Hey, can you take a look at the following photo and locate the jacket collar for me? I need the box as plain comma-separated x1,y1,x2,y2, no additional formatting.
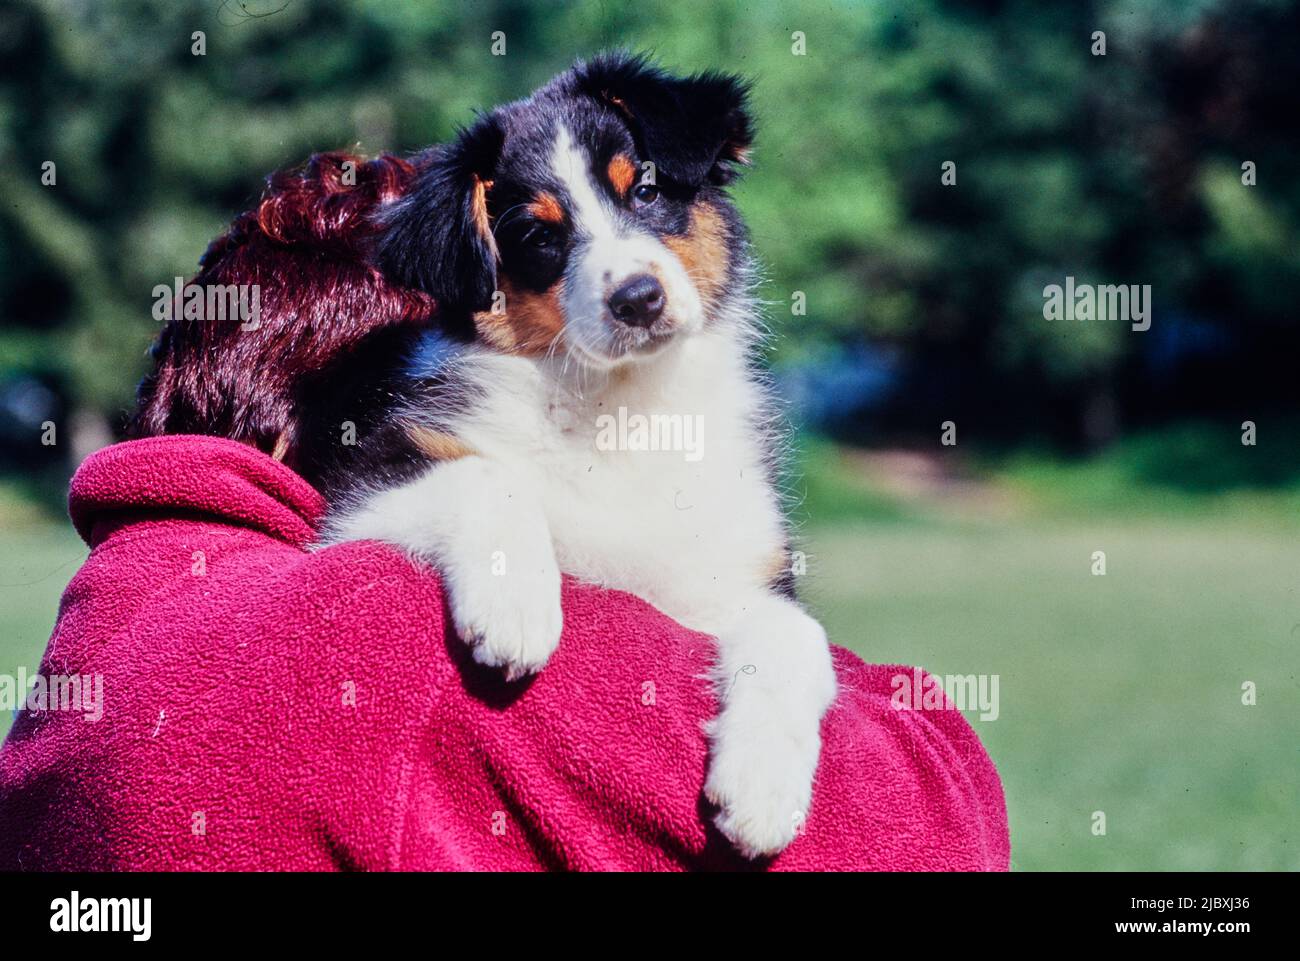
68,435,326,548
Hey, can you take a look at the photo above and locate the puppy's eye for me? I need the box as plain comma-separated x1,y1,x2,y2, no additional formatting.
632,183,659,207
526,224,558,249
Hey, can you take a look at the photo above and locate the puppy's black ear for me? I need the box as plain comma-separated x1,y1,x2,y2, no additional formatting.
378,113,505,312
576,52,753,187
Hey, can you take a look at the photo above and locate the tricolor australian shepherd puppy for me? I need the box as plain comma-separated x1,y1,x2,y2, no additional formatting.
135,53,836,858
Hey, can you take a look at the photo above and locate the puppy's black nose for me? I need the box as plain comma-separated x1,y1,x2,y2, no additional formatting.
607,274,665,328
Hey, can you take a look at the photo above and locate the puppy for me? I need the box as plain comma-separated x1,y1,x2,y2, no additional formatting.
312,53,838,858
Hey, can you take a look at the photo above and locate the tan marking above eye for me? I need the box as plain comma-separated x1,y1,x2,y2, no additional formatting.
473,277,567,357
607,154,636,196
529,191,565,223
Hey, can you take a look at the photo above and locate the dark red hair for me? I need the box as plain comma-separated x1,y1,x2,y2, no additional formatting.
130,151,436,467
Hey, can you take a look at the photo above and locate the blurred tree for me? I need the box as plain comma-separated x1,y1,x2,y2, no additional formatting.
0,0,1296,456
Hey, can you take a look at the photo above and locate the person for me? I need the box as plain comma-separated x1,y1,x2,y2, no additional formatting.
0,152,1008,870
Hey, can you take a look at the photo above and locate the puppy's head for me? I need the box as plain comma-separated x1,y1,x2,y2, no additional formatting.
378,52,754,368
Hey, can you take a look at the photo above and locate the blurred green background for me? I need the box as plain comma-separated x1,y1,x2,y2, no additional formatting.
1,0,1297,870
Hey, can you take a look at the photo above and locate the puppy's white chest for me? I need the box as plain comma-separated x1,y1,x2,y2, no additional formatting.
529,408,783,630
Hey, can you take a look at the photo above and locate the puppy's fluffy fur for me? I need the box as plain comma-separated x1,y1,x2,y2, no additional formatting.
135,53,837,858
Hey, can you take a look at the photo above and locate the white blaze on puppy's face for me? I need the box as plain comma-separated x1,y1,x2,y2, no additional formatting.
548,125,704,366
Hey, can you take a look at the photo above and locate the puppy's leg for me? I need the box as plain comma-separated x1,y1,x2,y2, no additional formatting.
704,593,837,858
328,457,562,680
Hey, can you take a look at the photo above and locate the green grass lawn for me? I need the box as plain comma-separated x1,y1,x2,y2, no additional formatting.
794,437,1300,871
2,439,1297,871
804,518,1298,871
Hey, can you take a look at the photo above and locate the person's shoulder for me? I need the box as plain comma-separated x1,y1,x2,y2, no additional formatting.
98,529,454,681
261,538,451,664
2,535,457,871
295,538,444,605
823,650,997,761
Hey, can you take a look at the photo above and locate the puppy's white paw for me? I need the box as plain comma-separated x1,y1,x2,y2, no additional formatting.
705,596,837,858
704,714,820,858
324,456,564,680
447,552,563,681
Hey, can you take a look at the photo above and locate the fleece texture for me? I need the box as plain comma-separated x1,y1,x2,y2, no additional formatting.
0,435,1009,871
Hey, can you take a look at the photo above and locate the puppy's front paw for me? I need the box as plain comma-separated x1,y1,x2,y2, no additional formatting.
704,717,820,859
446,552,562,682
327,455,564,681
704,596,837,858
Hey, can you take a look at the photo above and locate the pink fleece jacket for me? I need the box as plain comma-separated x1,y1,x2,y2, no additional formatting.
0,435,1008,871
